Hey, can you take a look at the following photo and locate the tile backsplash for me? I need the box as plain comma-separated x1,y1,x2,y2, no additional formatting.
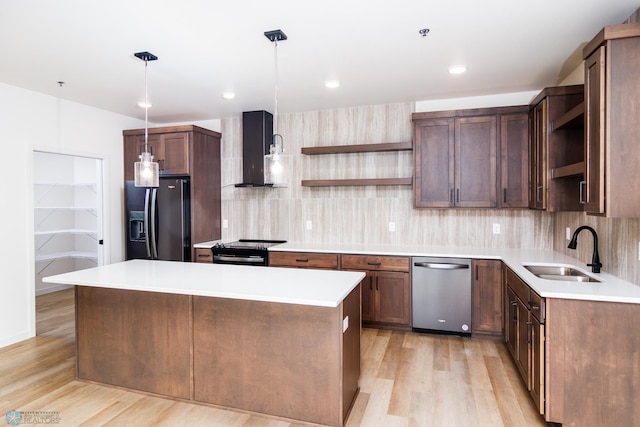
218,101,638,285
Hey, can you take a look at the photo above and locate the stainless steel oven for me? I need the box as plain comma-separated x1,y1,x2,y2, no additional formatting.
211,239,286,266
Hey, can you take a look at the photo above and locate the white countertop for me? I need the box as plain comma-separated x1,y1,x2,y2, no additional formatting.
43,259,365,308
263,241,640,304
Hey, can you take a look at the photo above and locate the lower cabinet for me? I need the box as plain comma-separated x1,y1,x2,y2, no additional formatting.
269,251,340,270
342,255,411,329
194,248,213,263
471,259,503,338
504,267,545,415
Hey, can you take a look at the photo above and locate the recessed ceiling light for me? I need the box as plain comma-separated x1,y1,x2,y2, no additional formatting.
137,101,152,108
222,92,236,100
325,80,340,89
448,65,467,75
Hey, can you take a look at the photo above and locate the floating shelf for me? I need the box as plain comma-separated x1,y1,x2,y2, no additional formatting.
302,178,413,187
301,142,412,155
552,161,585,179
552,102,584,131
35,251,97,262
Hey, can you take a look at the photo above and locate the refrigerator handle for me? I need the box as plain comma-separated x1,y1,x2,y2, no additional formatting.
150,188,158,259
144,188,151,258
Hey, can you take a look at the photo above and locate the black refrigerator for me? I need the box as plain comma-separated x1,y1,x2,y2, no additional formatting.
125,178,191,262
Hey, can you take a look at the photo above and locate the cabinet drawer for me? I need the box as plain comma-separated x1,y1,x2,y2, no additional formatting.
505,267,529,303
269,252,339,269
341,255,410,272
529,290,545,323
194,248,213,263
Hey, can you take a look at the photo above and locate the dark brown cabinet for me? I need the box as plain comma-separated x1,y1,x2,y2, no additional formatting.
583,24,640,217
413,106,528,209
528,85,584,212
471,259,503,338
504,267,545,415
124,131,190,179
499,113,529,208
122,125,222,260
269,251,340,270
341,255,411,328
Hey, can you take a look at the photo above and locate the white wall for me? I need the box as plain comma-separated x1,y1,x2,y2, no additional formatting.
0,82,144,347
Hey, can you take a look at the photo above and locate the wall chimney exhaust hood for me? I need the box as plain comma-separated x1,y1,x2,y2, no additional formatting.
235,110,274,187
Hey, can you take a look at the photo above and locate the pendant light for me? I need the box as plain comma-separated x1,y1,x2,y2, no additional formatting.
133,51,160,188
264,29,288,187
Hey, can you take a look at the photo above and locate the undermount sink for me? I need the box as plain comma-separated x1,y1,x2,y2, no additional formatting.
524,264,601,283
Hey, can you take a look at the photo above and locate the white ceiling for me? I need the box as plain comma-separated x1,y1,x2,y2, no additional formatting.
1,0,638,123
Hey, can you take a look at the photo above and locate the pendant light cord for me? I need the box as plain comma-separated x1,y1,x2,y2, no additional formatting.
144,58,149,153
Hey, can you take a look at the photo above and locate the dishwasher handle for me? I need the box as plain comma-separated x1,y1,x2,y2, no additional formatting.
413,262,470,270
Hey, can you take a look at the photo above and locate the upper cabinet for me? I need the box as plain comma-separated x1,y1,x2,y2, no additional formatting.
583,23,640,217
124,130,191,179
122,125,222,258
412,106,528,209
528,85,584,212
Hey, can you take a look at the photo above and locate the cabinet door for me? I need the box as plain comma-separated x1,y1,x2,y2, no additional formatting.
515,297,529,382
360,271,376,322
529,100,547,209
413,118,455,207
530,316,545,415
161,133,190,175
471,260,503,336
375,271,411,326
584,47,605,214
123,134,161,180
499,113,529,208
455,116,498,208
505,286,518,360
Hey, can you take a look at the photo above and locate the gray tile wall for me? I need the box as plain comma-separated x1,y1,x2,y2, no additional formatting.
219,102,638,285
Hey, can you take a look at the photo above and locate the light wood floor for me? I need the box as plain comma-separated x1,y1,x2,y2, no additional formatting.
0,289,550,426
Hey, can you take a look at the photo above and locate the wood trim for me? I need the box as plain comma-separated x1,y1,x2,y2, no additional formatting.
302,178,412,187
301,142,412,155
123,125,221,138
583,22,640,59
412,105,528,121
528,85,584,108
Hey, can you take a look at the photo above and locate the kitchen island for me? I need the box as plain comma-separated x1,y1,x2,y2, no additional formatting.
43,260,365,427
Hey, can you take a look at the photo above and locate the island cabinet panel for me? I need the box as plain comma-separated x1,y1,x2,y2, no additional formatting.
75,286,192,399
192,285,361,427
545,298,640,426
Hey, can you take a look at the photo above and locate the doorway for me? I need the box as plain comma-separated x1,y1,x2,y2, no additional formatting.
33,150,105,334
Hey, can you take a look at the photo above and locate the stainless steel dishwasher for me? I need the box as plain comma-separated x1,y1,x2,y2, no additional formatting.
412,257,472,335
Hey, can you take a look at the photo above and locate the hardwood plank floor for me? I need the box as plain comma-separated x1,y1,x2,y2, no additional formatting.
0,289,550,426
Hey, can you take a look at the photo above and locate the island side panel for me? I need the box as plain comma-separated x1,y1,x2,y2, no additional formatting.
75,286,192,399
193,295,347,427
546,298,640,426
341,284,361,421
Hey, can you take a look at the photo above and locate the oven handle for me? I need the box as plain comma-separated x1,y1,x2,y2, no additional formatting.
213,255,266,264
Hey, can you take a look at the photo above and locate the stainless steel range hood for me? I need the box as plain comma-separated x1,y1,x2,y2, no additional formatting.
235,110,273,187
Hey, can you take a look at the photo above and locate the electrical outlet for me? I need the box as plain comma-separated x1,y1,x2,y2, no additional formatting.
389,222,396,232
566,227,571,240
305,220,312,231
222,219,228,229
492,223,501,235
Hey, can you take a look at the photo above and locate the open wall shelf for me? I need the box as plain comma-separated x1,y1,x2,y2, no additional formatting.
301,142,413,187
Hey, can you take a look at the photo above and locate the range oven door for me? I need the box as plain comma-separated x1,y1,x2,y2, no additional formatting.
211,250,268,266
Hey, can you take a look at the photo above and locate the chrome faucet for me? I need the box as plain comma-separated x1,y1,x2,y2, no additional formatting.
567,225,602,273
